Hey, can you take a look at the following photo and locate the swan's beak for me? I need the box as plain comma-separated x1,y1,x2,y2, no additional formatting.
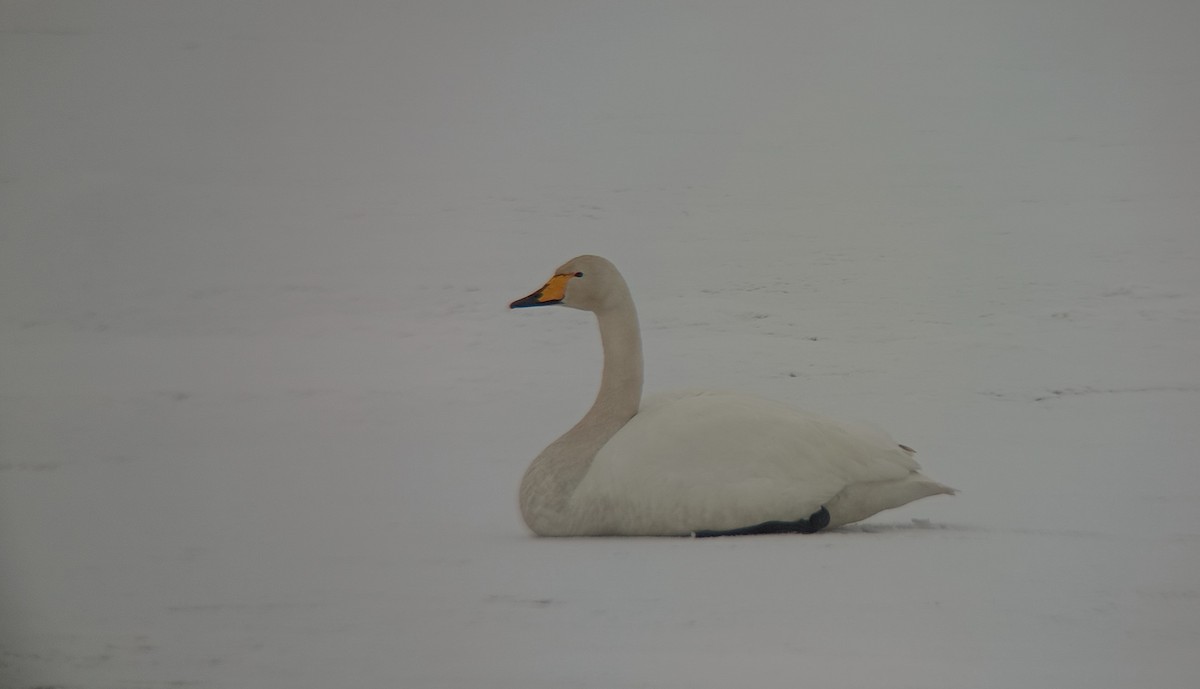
510,273,571,308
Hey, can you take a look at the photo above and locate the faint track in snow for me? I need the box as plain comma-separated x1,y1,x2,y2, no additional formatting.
1032,385,1200,402
981,385,1200,403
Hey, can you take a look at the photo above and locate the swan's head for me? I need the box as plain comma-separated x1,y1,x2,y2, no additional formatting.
510,255,626,313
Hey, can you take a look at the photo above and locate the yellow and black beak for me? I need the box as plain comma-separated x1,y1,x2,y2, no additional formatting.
510,273,572,308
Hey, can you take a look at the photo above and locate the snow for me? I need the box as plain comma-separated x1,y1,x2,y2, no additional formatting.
2,1,1198,687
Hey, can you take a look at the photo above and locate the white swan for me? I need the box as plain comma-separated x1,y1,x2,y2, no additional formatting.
510,255,954,537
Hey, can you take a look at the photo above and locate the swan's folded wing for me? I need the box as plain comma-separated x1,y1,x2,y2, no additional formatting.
577,391,920,531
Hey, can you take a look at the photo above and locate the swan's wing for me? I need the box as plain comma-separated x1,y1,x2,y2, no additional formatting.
631,390,919,478
579,391,922,530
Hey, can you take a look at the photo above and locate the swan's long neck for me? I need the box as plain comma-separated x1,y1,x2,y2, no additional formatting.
519,285,642,535
583,297,644,429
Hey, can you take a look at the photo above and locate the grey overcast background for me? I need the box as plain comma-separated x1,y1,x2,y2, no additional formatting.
2,1,1199,688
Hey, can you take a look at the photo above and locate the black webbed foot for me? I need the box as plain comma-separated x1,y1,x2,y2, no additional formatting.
692,506,830,538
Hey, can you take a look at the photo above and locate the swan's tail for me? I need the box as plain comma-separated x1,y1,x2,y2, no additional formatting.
826,473,956,528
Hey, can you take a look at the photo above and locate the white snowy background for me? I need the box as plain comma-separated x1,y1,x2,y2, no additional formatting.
2,1,1199,687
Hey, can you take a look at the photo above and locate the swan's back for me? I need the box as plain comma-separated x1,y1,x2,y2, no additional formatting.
572,390,951,535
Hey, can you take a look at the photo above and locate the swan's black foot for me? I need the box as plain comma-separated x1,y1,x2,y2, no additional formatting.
692,506,830,538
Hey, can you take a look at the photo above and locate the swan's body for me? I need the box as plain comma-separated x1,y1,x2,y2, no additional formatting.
511,255,954,537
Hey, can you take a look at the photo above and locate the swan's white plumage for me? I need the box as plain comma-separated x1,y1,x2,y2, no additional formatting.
577,391,949,535
511,255,954,537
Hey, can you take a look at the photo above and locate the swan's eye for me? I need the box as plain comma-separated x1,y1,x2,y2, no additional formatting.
574,272,584,278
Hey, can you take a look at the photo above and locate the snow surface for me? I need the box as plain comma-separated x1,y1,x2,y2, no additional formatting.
2,1,1199,687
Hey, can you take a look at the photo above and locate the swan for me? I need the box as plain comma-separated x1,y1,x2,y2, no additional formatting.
510,255,954,537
